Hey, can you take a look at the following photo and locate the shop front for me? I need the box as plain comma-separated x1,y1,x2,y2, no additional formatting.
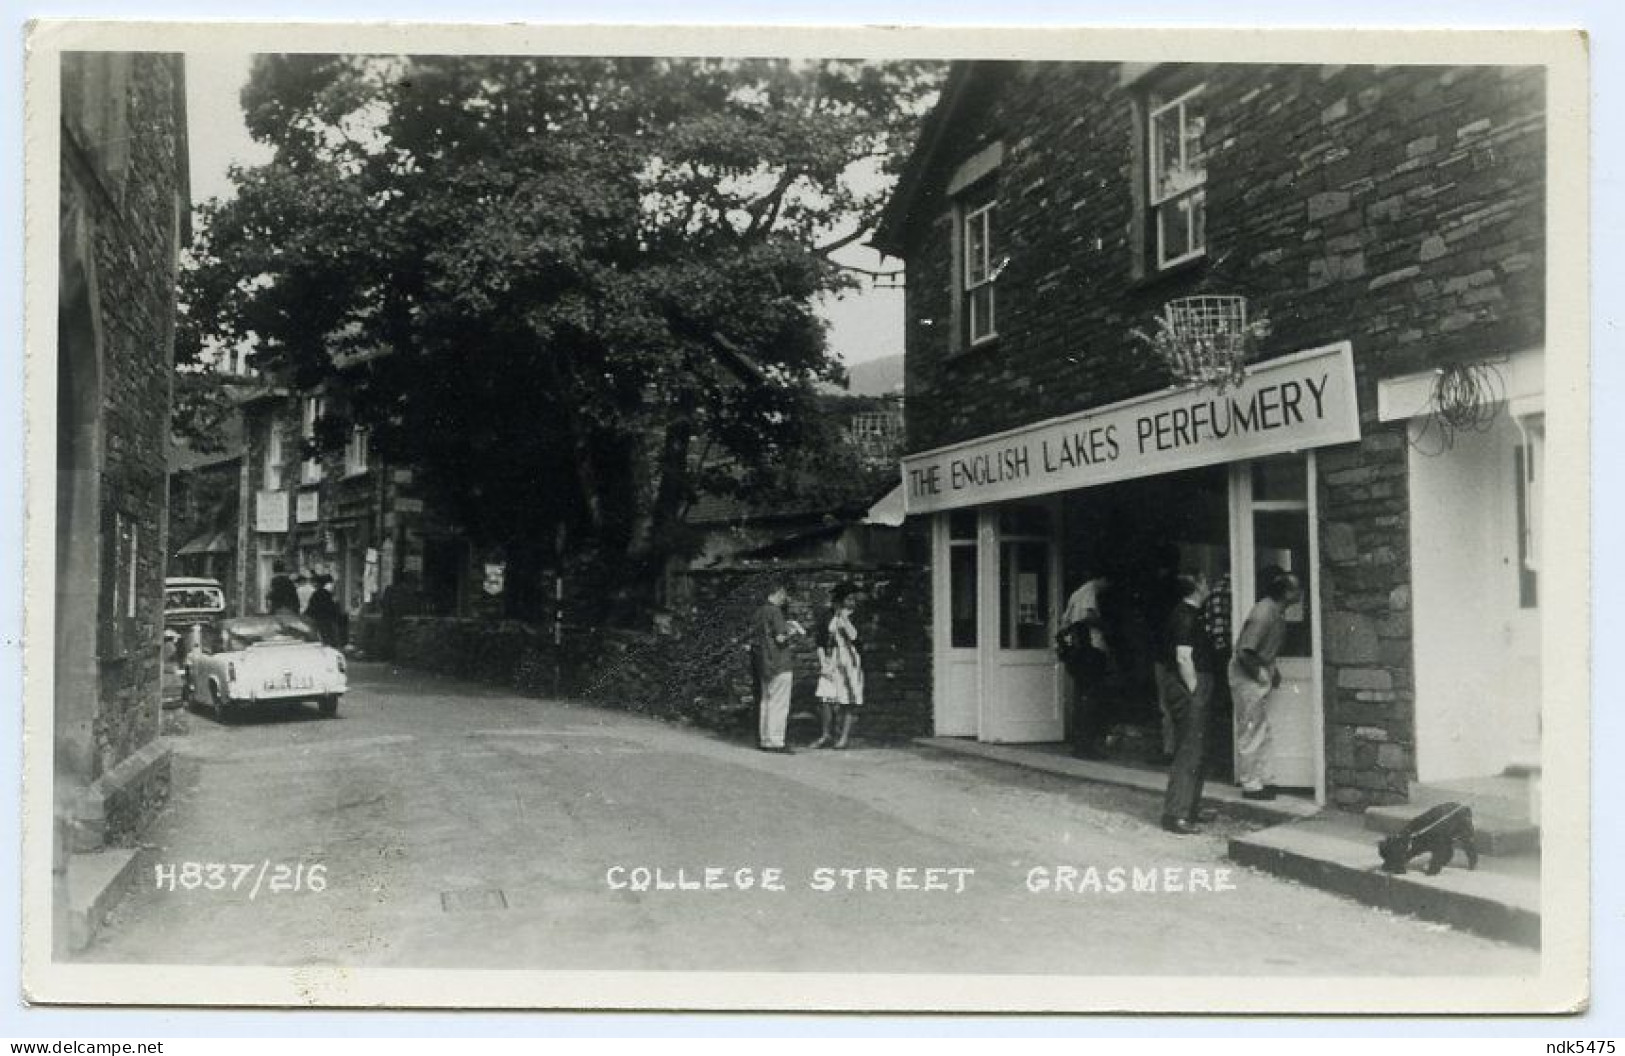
906,343,1361,803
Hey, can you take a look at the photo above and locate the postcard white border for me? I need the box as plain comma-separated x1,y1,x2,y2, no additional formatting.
20,20,1591,1014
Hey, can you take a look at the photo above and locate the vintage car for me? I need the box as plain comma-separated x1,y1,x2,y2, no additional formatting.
186,614,348,720
163,577,228,707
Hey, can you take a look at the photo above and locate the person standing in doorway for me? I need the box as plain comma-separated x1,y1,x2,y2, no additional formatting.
751,582,804,754
1058,573,1112,760
266,560,299,616
303,573,342,646
1201,570,1235,782
812,583,865,750
295,570,316,613
1228,568,1303,800
1157,574,1213,833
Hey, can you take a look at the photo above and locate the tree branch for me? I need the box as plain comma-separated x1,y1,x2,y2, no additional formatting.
814,210,883,256
745,168,800,237
830,261,905,280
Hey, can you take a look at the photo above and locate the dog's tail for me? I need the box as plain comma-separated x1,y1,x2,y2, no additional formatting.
1410,803,1471,841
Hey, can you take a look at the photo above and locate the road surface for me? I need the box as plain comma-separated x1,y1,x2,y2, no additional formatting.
88,663,1537,979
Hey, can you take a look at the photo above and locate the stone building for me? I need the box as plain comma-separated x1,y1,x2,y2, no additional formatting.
166,413,245,606
55,51,190,945
237,383,478,628
875,61,1546,809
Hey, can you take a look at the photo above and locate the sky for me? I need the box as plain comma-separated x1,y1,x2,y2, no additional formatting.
183,52,905,367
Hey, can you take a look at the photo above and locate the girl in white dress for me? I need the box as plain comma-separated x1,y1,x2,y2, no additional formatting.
812,584,864,749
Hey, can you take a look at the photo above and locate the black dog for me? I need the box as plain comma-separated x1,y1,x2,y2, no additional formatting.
1377,802,1479,875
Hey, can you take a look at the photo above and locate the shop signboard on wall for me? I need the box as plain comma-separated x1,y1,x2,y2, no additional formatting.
254,490,289,533
296,490,320,524
901,341,1361,516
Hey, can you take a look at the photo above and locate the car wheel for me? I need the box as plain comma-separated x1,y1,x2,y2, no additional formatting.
319,695,339,717
212,683,235,724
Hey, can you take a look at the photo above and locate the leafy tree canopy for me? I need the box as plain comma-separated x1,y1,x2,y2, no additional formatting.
182,55,939,616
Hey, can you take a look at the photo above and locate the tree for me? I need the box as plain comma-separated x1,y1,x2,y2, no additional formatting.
181,55,940,621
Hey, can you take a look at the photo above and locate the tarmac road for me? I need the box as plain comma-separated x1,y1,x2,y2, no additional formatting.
87,662,1538,979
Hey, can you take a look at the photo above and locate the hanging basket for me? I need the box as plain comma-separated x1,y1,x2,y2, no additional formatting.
1134,294,1267,393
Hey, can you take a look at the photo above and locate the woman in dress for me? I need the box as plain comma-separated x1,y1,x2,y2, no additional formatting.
812,583,864,749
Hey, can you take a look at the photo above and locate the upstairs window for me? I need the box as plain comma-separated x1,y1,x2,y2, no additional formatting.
300,396,326,485
962,195,998,347
944,141,1004,356
263,418,287,491
344,426,371,477
1146,83,1207,270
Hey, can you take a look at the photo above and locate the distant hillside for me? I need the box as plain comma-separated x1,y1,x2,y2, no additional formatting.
840,353,904,397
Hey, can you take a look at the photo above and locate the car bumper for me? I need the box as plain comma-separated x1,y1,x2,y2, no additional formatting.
238,680,347,702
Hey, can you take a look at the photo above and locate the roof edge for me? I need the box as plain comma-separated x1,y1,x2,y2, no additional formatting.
872,61,980,258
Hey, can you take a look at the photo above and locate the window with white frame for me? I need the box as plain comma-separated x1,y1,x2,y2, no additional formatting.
345,426,371,477
300,396,325,485
962,196,998,346
263,418,287,491
111,511,138,619
1514,417,1543,609
1147,83,1207,269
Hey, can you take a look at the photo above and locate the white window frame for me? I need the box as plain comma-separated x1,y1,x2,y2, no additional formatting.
1147,83,1207,270
263,419,286,491
300,396,325,486
962,200,997,346
344,425,371,477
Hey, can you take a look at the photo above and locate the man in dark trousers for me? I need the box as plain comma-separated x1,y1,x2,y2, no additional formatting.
750,582,804,753
303,573,342,646
1156,574,1214,834
1058,573,1112,760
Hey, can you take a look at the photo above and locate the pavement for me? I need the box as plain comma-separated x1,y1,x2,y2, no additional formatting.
916,737,1542,947
84,662,1538,976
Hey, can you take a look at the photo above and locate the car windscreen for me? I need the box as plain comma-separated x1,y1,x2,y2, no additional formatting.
221,616,321,647
165,587,225,612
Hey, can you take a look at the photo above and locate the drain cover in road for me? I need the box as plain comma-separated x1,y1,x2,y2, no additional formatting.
440,888,509,912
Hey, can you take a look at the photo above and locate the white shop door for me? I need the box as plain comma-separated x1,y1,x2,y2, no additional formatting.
1231,454,1324,797
932,510,982,737
978,503,1065,743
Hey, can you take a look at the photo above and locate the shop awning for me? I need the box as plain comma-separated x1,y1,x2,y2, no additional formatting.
175,529,233,557
862,483,907,527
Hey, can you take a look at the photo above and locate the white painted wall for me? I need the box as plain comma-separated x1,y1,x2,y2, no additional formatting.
1410,413,1540,781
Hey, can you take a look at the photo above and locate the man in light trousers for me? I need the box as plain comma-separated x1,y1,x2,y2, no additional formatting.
751,582,803,754
1227,569,1302,801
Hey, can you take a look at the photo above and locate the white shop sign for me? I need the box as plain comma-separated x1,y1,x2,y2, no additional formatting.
902,341,1360,515
255,490,290,533
296,490,320,524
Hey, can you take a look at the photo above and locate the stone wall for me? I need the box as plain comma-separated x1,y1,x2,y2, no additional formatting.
60,52,188,827
894,62,1544,808
669,563,933,743
386,561,934,744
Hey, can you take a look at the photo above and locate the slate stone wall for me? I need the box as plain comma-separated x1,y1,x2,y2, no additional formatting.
390,561,934,743
60,52,188,825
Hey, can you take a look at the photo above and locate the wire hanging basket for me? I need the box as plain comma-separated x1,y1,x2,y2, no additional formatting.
1133,294,1268,393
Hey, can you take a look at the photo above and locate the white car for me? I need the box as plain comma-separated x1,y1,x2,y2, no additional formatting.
186,615,348,721
163,576,228,707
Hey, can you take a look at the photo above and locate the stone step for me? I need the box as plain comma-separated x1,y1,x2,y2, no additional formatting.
1228,812,1540,948
913,737,1322,826
65,848,143,953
